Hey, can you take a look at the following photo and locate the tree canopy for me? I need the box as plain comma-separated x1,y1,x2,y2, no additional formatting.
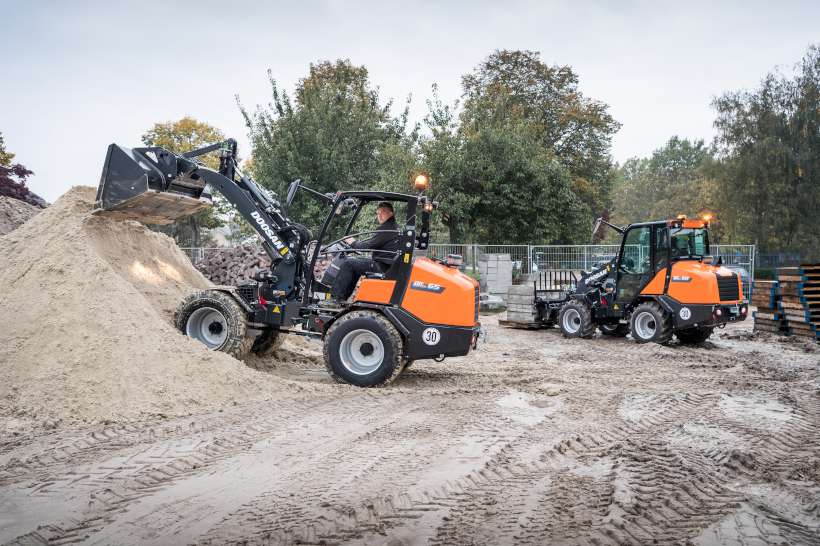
711,45,819,254
242,60,419,230
418,50,616,244
0,132,15,167
0,132,46,208
612,137,718,228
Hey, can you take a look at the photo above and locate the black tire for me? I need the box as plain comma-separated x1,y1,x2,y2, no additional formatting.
251,330,284,357
323,310,404,387
630,301,673,344
175,290,253,359
676,326,714,344
599,323,629,337
558,300,596,338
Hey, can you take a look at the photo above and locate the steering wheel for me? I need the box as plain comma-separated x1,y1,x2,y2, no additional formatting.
620,257,635,274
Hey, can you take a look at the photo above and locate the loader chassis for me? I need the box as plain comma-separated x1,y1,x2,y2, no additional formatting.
531,218,748,344
94,139,480,386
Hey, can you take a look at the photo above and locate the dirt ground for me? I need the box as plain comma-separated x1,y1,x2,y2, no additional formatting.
1,315,818,545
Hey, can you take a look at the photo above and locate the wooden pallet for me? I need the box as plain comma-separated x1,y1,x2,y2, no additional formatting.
772,263,820,341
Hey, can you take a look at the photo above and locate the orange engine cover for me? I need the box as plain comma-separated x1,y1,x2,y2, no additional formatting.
400,258,478,327
641,262,743,304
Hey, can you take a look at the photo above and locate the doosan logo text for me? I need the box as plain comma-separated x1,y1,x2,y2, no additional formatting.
251,211,278,241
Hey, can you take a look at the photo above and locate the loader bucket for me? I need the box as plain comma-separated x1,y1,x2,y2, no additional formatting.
93,144,212,225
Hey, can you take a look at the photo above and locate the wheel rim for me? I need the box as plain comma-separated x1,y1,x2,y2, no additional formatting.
562,308,582,334
339,329,385,376
633,312,657,340
186,307,228,349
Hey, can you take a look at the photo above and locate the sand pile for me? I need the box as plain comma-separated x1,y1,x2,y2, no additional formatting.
0,186,299,431
0,196,41,236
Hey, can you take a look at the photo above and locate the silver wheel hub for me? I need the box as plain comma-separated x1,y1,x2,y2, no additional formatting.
339,329,385,376
186,307,228,349
634,312,657,340
562,308,582,334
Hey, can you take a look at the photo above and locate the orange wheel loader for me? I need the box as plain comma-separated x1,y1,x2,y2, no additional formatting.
531,217,747,344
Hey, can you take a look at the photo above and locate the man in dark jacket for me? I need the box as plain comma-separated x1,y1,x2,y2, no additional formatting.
331,201,400,300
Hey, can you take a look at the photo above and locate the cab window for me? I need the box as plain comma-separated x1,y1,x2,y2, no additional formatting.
620,226,650,274
653,226,669,272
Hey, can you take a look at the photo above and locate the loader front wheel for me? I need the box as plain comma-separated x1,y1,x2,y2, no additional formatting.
324,310,404,387
558,300,595,338
175,290,252,359
630,302,672,344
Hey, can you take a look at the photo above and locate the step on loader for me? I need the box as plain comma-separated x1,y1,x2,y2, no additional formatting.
94,139,482,386
504,217,748,344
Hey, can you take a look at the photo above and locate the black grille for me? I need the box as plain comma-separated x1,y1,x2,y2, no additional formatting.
474,286,480,322
236,284,258,306
716,273,740,301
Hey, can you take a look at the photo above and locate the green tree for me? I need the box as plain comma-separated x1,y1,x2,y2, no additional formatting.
420,51,609,244
711,45,819,254
242,60,419,230
612,137,719,228
460,50,621,220
0,131,15,167
141,117,231,247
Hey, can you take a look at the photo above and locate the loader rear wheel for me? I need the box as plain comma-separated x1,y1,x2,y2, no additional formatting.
630,302,672,344
175,290,253,359
676,326,714,344
558,300,595,338
599,323,629,337
324,310,404,387
251,330,284,357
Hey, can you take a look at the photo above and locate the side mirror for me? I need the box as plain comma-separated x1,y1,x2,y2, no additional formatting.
286,179,301,207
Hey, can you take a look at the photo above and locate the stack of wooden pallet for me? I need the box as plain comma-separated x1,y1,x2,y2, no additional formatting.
752,280,787,334
776,264,820,340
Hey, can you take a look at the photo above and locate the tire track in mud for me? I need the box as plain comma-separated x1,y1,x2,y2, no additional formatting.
225,387,820,546
3,319,819,545
198,394,527,545
0,396,332,488
0,394,419,545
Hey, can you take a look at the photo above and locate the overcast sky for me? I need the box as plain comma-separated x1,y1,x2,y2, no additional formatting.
1,0,817,202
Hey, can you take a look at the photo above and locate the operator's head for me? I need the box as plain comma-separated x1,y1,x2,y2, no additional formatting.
376,201,394,224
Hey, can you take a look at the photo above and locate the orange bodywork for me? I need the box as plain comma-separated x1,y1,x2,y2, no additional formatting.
353,279,396,305
401,258,478,327
353,257,478,327
641,261,743,304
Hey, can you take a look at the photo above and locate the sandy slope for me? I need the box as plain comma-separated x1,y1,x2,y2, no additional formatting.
0,186,305,431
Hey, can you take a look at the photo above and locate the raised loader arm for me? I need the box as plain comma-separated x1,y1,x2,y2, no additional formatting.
95,139,304,293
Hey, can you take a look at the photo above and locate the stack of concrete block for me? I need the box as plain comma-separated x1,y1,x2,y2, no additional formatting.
478,253,513,299
506,284,537,323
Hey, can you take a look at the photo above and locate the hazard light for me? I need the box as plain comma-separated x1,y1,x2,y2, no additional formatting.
414,173,430,191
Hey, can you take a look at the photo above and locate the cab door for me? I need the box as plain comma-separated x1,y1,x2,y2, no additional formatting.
616,226,652,303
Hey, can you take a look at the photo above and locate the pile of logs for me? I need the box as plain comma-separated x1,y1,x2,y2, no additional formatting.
195,244,269,286
753,263,819,341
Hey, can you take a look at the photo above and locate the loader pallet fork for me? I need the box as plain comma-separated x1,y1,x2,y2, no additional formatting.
94,139,481,387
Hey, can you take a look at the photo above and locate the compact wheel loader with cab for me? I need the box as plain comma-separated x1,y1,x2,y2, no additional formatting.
94,139,481,386
519,216,747,344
